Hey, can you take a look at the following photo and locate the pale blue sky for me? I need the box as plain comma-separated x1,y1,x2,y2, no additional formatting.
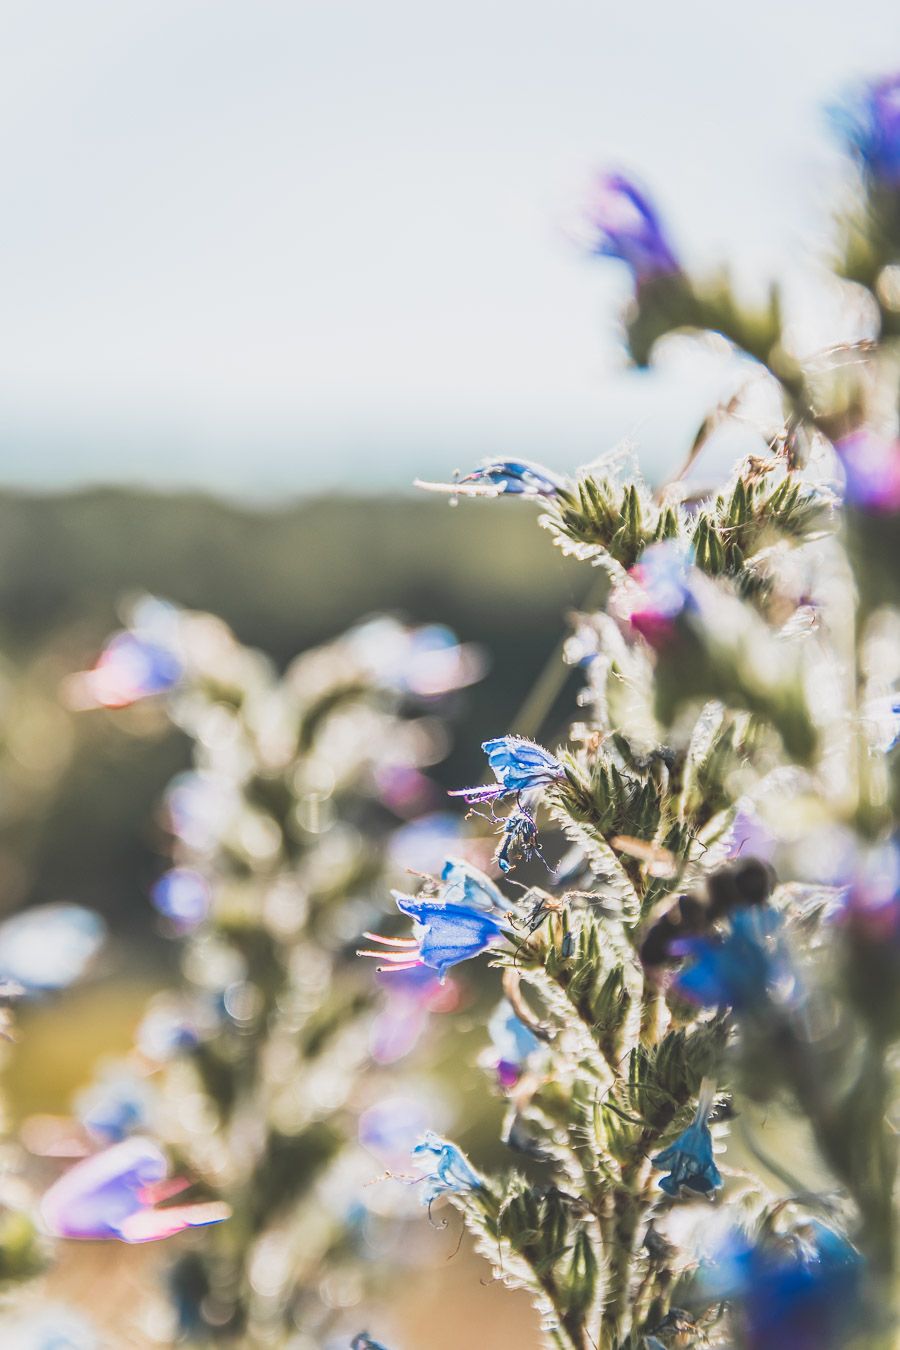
0,1,895,496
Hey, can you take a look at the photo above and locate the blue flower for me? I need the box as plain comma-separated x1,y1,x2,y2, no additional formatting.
652,1079,722,1198
411,1131,483,1206
583,172,679,282
456,459,565,497
674,908,786,1012
702,1222,865,1350
496,809,542,874
351,1336,391,1350
450,736,564,804
40,1137,230,1243
487,1000,542,1088
359,895,509,981
831,71,900,185
439,857,507,911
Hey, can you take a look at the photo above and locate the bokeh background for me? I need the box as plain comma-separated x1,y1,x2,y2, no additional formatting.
1,3,896,1344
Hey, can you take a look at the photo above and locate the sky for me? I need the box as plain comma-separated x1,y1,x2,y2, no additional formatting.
0,1,896,497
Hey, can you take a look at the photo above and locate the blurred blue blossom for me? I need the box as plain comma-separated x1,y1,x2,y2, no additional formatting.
149,868,212,932
40,1136,229,1243
674,909,787,1011
621,541,693,648
69,630,182,710
450,735,564,804
345,617,483,699
486,1000,542,1088
0,904,104,996
831,71,900,184
76,1066,155,1144
135,1003,201,1062
351,1335,391,1350
701,1221,865,1350
652,1079,722,1198
411,1132,482,1206
582,172,679,282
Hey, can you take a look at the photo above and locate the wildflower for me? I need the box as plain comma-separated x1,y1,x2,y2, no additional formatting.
701,1222,865,1350
496,809,542,874
450,736,564,804
831,71,900,184
486,1000,542,1088
417,459,565,498
439,856,507,911
66,630,182,710
652,1079,722,1198
582,172,679,282
40,1136,230,1243
674,908,787,1011
351,1335,391,1350
149,868,211,933
0,904,104,996
411,1131,483,1206
619,541,693,648
358,894,509,981
835,431,900,513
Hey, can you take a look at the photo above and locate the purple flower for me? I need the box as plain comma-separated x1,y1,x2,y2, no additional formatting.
40,1137,230,1243
831,72,900,185
583,172,679,282
450,736,564,804
701,1222,864,1350
411,1132,483,1206
835,431,900,513
652,1079,722,1198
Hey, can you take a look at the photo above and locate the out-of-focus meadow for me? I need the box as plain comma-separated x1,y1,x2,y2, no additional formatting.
0,486,589,1347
